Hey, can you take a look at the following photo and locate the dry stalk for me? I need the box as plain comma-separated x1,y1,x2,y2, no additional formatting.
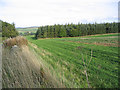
81,49,92,88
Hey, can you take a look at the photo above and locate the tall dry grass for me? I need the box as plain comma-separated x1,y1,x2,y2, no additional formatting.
3,36,28,47
2,41,57,88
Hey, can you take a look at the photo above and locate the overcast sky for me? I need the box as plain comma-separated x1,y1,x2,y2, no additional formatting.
0,0,119,27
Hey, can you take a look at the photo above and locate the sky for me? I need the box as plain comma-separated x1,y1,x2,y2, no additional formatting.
0,0,119,27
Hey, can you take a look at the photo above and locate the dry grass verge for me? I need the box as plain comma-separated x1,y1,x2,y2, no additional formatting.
2,44,56,88
2,36,59,88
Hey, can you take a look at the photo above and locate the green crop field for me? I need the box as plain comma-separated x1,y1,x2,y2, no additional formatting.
26,33,119,88
16,27,38,33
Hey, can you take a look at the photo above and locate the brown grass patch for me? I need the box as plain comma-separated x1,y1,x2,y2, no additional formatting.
67,41,119,47
77,46,84,49
93,42,120,47
3,36,28,47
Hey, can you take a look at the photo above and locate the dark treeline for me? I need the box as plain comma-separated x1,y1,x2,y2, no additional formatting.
35,22,118,39
1,20,19,37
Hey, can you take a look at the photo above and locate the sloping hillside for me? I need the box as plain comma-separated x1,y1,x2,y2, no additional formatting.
2,36,62,88
26,33,119,88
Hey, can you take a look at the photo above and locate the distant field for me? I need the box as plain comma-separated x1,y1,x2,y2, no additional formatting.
16,27,38,33
26,33,119,88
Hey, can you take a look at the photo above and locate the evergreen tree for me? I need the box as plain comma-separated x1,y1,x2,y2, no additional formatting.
58,25,67,37
35,22,118,39
2,21,18,38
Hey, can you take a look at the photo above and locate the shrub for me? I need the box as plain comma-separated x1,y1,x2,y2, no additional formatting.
3,36,28,47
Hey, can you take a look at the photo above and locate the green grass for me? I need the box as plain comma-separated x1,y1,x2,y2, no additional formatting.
0,32,2,43
0,32,2,36
26,33,119,88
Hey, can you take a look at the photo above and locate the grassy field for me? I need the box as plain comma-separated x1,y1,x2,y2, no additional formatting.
16,27,38,33
26,33,119,88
